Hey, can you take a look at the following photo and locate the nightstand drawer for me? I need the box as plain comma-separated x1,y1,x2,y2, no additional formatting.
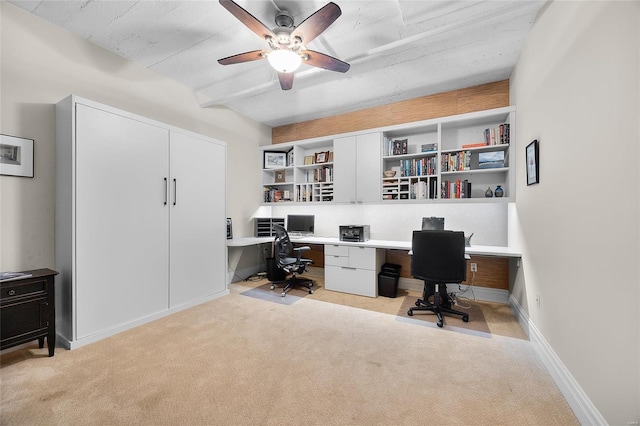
0,279,47,300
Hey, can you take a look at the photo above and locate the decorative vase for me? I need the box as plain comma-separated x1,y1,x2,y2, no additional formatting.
485,187,493,198
495,185,504,197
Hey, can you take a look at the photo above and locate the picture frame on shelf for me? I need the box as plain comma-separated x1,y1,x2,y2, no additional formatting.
263,151,286,169
315,151,329,163
304,155,314,165
287,148,294,167
274,169,286,183
526,139,539,185
0,134,34,178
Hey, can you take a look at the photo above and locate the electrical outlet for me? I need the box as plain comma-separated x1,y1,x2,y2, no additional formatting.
470,263,477,272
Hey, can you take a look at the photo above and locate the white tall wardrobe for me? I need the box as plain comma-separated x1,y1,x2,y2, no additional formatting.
55,96,227,349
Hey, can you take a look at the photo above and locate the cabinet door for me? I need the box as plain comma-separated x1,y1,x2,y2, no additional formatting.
325,266,377,297
169,131,226,307
333,134,381,203
75,104,170,339
355,132,382,202
332,136,357,202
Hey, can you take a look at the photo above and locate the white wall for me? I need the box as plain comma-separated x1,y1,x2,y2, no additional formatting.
0,3,269,271
271,202,508,246
510,1,639,424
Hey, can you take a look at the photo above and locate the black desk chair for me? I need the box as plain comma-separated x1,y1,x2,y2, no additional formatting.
407,230,469,328
271,224,314,297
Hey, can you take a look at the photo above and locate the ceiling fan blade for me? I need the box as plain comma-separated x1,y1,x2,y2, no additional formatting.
303,50,350,73
291,2,341,44
218,50,267,65
219,0,276,41
278,72,294,90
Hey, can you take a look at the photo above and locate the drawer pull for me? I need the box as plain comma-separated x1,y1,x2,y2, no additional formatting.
341,266,357,270
8,289,16,296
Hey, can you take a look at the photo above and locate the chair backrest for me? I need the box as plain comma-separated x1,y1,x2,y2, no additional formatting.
272,224,293,264
411,230,466,283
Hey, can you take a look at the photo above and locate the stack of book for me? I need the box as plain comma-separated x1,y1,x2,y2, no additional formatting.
441,180,472,199
441,151,471,172
484,123,510,145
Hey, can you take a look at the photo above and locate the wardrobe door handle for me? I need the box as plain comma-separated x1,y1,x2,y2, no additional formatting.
173,178,177,206
163,177,168,206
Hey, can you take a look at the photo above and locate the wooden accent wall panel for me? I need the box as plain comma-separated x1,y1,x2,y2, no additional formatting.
272,80,509,144
384,250,509,290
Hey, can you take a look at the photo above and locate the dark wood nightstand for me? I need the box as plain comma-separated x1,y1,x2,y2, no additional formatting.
0,268,58,356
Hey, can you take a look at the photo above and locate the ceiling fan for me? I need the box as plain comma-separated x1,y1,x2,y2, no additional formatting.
217,0,350,90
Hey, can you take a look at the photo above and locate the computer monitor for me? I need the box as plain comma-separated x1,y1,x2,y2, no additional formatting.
421,216,445,230
286,215,315,235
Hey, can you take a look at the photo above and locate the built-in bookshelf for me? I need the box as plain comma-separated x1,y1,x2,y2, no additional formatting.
260,106,515,204
261,140,334,204
382,107,514,201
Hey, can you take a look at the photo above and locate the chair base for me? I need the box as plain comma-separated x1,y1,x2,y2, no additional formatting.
407,283,468,328
270,274,313,297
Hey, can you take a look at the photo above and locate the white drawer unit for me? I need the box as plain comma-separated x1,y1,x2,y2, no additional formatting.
324,244,384,297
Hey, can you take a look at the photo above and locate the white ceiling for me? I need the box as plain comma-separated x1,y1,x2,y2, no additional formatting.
10,0,543,127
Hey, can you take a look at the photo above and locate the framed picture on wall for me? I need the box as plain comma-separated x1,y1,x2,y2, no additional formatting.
0,134,34,178
526,139,539,185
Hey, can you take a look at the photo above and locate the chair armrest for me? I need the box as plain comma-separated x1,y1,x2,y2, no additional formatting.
293,246,310,261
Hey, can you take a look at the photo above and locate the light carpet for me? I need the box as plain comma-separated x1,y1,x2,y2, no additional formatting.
1,282,577,425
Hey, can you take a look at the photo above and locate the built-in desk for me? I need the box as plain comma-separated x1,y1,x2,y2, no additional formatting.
227,236,521,257
227,236,521,300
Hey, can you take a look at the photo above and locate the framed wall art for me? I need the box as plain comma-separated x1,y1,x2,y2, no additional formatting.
526,139,539,185
0,134,34,178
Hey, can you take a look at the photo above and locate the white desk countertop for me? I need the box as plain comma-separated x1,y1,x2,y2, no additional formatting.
227,236,521,258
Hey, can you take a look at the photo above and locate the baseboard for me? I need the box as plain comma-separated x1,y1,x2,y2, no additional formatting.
508,295,606,425
507,294,530,337
399,277,509,304
58,290,229,350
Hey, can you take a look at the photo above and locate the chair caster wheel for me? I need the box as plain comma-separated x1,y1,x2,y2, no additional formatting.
270,285,275,290
437,321,443,328
407,309,413,316
309,289,313,294
415,300,421,307
281,292,286,297
462,315,469,322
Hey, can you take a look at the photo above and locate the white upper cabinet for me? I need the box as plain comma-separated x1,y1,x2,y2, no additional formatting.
334,133,382,203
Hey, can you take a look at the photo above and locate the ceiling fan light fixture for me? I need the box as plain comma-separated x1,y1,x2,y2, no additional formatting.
268,49,302,73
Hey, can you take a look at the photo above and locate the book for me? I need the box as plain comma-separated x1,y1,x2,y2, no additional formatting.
421,143,438,152
461,142,487,148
